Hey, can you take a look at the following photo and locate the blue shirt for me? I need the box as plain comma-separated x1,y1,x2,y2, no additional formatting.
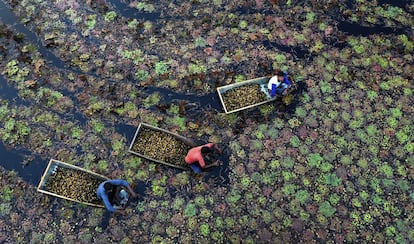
97,179,129,212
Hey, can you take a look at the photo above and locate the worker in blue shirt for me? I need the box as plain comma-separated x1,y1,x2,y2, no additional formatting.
97,179,137,214
268,71,292,97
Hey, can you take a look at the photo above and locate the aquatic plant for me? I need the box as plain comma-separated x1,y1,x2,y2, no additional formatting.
289,135,300,147
282,183,297,196
111,138,124,153
251,139,263,150
319,162,333,172
1,186,13,202
151,185,165,197
97,160,108,172
323,173,341,187
136,2,155,12
253,209,272,225
281,171,292,182
104,11,117,22
253,129,264,140
240,176,251,188
396,128,410,144
90,119,104,133
381,178,395,191
184,203,197,217
359,191,369,202
398,34,414,52
329,193,340,206
194,37,206,48
71,126,82,139
154,61,170,75
318,201,336,218
188,62,207,74
200,209,212,218
302,177,311,187
379,164,393,178
226,189,241,204
320,80,333,94
173,197,184,210
281,157,294,169
306,153,323,168
5,60,19,77
43,233,55,242
385,225,396,237
143,93,161,108
339,155,352,165
211,231,224,242
397,179,410,192
85,14,96,29
370,177,382,194
166,115,186,131
351,197,362,208
295,189,310,204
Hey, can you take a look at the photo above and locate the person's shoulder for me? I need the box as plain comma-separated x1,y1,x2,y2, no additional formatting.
269,75,279,84
269,76,278,83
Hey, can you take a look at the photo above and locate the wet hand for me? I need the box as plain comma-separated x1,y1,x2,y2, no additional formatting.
212,160,220,166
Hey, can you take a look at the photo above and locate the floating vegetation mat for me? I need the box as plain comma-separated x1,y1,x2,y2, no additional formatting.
0,0,413,242
131,127,192,168
221,84,268,112
44,166,104,205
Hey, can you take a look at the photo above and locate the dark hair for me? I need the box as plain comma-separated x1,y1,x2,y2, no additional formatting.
277,70,285,76
104,182,113,192
201,146,211,154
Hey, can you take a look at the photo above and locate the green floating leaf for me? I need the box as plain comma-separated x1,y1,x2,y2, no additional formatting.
318,201,336,217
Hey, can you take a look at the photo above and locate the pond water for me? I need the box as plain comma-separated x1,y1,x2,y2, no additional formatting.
0,0,413,243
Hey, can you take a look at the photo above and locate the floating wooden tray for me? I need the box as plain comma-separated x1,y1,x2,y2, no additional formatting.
128,123,196,170
37,159,109,208
216,76,275,114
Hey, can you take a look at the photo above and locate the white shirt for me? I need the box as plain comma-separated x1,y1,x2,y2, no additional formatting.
268,76,281,90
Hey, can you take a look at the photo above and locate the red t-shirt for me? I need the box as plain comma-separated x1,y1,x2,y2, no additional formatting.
185,143,215,168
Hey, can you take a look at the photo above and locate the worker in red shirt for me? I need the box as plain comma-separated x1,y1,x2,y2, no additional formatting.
185,143,222,173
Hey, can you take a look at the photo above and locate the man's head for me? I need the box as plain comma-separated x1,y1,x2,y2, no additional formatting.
201,146,211,154
277,71,285,80
104,182,113,193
